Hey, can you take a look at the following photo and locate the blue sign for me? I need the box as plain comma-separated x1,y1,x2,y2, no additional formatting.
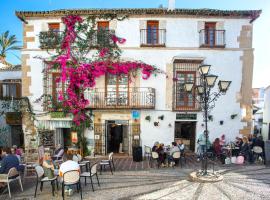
132,110,140,119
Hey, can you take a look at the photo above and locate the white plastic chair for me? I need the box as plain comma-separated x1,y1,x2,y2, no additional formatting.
150,152,160,168
0,167,23,198
80,163,100,191
34,165,58,198
99,152,115,174
144,146,152,160
62,170,82,200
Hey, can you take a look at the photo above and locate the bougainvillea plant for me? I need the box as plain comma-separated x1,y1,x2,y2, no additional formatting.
44,15,164,126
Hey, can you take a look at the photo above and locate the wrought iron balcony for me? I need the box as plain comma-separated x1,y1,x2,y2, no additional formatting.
140,29,166,47
39,30,116,49
84,87,155,109
199,29,225,48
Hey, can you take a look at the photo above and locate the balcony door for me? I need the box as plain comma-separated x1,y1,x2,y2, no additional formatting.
106,74,129,106
205,22,216,46
147,21,159,45
175,71,196,109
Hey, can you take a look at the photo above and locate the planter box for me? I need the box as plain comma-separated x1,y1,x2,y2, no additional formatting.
50,112,66,118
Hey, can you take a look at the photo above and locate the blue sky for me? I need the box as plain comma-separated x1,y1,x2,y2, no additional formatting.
0,0,269,87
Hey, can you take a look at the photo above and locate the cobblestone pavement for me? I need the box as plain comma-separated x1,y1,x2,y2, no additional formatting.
1,164,269,200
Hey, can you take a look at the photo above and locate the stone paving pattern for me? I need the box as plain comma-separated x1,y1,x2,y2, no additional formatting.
0,157,269,200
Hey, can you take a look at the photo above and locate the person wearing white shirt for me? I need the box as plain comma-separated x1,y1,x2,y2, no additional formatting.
59,154,80,177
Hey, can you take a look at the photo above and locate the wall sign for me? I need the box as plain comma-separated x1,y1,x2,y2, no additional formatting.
176,113,197,120
132,110,140,119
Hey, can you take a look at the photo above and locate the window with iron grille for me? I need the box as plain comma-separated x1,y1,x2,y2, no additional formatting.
43,65,67,111
173,61,201,111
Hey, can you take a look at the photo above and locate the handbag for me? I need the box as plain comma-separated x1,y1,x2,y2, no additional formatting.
236,156,244,164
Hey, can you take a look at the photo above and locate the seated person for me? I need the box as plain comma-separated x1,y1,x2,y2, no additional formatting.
156,143,166,166
59,154,80,177
168,142,180,166
11,147,21,163
52,144,64,161
43,153,56,178
240,137,253,163
177,139,185,154
213,138,222,157
152,142,159,152
0,147,20,188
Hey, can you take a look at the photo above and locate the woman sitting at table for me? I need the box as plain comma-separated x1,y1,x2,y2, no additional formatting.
156,143,166,166
240,137,253,163
42,153,56,179
152,142,159,152
213,138,222,157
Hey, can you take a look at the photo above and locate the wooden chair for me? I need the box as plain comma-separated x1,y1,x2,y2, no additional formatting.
99,152,115,175
62,170,82,200
172,151,181,167
0,167,23,198
34,165,58,198
80,163,100,191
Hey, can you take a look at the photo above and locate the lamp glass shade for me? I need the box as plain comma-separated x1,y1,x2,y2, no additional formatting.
218,80,231,92
205,74,218,87
71,131,78,143
184,82,194,92
198,64,211,75
196,85,204,95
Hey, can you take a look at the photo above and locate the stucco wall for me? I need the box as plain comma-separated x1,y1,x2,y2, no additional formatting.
22,15,253,151
262,86,270,140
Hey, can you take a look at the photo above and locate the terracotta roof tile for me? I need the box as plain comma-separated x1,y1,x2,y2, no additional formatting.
15,8,261,22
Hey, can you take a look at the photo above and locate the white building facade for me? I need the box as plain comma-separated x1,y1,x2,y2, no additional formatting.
262,86,270,141
16,8,261,155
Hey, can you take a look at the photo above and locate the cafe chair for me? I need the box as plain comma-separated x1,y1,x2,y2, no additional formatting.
172,152,181,167
252,146,264,163
0,167,23,198
80,163,100,191
62,170,82,200
34,165,58,198
144,145,152,160
99,152,115,175
77,154,91,172
150,152,160,168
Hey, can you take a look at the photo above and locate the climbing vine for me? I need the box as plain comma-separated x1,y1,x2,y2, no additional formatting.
42,15,164,126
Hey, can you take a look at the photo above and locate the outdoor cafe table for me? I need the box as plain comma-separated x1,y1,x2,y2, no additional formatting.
222,146,240,157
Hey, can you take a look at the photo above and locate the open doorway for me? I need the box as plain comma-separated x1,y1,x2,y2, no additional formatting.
55,128,71,148
10,125,24,147
175,121,196,151
106,120,129,155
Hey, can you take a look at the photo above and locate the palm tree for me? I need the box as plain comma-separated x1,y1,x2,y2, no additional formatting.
0,31,21,59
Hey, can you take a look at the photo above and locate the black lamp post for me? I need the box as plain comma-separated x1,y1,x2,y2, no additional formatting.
184,64,231,176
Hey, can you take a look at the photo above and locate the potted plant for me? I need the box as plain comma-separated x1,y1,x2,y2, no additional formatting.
158,115,164,120
231,114,237,119
145,115,151,122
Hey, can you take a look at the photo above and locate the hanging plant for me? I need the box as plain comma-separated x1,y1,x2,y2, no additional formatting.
220,120,224,125
208,115,213,121
158,115,164,120
145,115,151,122
231,114,238,119
154,122,159,127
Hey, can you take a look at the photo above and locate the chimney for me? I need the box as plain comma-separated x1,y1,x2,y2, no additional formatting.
168,0,176,11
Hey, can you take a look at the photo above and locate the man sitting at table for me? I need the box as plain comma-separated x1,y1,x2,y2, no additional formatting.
168,142,180,167
59,154,80,195
0,147,20,188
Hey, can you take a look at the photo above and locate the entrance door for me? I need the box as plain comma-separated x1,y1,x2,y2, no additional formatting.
55,128,71,148
175,121,196,151
105,120,129,154
10,125,23,147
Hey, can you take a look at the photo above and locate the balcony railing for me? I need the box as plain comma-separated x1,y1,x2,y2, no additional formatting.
39,31,63,49
199,29,225,48
39,30,116,49
84,87,155,109
140,29,166,47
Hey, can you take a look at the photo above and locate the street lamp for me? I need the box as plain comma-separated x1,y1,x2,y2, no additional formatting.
184,64,231,177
